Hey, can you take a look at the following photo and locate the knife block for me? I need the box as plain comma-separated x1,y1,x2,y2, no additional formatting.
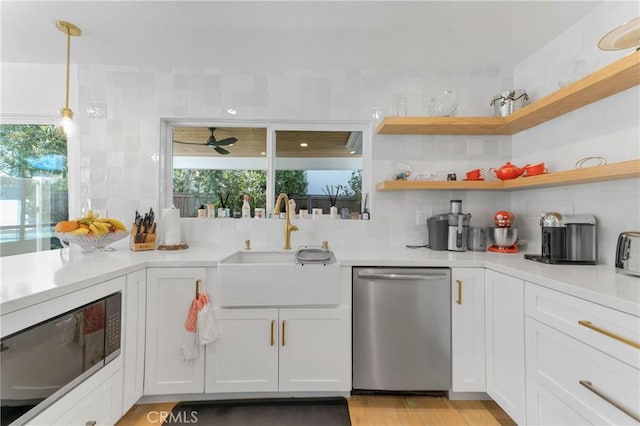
130,224,156,251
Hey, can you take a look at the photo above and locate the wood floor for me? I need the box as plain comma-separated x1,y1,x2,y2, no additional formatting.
116,396,516,426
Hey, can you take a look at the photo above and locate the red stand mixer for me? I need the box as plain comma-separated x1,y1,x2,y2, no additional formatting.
488,211,519,253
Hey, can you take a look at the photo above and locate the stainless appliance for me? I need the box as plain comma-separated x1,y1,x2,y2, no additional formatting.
488,211,519,253
447,200,471,252
616,231,640,277
353,267,451,392
525,212,597,265
1,292,121,426
467,227,487,251
428,200,471,252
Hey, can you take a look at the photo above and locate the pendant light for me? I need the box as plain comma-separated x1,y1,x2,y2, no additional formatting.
55,20,81,137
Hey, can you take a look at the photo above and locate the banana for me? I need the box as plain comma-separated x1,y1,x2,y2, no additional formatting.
105,218,127,231
68,228,90,236
93,222,111,233
89,223,104,236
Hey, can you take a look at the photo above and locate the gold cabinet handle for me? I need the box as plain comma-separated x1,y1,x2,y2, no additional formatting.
282,320,286,346
579,380,640,422
86,421,97,426
195,279,201,298
456,280,462,305
578,320,640,350
270,320,275,346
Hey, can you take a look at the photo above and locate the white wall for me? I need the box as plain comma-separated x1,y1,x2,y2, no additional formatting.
511,1,640,264
66,63,512,250
2,1,637,263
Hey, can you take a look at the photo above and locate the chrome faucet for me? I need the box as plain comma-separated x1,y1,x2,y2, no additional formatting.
273,193,299,250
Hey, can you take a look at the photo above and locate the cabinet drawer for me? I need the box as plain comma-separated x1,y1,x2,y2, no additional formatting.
526,317,640,425
53,368,123,426
526,375,591,426
525,282,639,368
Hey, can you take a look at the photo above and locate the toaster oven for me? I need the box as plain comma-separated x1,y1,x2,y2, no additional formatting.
616,231,640,277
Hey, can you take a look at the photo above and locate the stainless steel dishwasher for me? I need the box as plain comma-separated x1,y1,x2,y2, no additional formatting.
352,267,451,392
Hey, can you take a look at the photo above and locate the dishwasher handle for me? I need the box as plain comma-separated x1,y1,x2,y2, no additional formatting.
357,272,449,281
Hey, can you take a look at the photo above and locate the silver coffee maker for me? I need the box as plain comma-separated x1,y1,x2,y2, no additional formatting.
447,200,471,252
524,212,597,265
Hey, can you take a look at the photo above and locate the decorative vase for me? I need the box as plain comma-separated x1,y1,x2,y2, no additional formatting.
330,206,338,219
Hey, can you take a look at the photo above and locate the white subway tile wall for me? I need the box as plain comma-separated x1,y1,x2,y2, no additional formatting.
74,62,513,251
511,1,640,263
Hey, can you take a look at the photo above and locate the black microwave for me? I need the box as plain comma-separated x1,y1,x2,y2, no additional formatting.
0,292,121,426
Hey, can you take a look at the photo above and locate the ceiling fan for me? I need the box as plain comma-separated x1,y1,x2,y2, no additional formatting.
173,127,238,155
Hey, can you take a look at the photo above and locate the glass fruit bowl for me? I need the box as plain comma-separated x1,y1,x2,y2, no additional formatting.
55,230,128,252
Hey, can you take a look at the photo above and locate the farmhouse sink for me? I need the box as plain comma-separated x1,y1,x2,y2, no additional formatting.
221,250,296,264
217,249,341,307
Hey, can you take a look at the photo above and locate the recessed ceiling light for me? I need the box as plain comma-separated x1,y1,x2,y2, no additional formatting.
350,150,357,155
300,142,308,147
225,107,237,115
260,152,266,155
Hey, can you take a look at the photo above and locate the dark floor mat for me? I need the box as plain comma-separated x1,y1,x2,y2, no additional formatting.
163,397,351,426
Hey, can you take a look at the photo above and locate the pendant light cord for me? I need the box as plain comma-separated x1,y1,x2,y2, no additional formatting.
65,28,71,111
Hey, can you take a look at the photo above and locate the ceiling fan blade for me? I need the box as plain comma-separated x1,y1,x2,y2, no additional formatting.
214,146,230,155
173,140,202,145
214,137,238,146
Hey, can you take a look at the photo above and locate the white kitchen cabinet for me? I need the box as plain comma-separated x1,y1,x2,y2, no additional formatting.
525,282,640,425
278,308,350,392
122,269,146,413
485,269,526,425
451,268,485,393
526,375,591,426
205,308,279,393
144,268,206,395
206,307,350,393
53,367,123,426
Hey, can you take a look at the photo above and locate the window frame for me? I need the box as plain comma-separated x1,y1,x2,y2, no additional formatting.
0,114,77,255
161,119,372,216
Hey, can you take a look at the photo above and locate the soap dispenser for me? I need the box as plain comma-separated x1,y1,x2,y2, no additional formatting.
242,194,251,218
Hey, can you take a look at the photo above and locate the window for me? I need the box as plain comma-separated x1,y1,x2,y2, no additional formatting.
167,122,367,218
0,124,68,256
172,127,267,217
274,130,362,216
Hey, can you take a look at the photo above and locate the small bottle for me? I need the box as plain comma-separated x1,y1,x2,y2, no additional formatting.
242,194,251,218
289,199,296,221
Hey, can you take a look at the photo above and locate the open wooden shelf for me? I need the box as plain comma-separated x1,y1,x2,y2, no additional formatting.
376,51,640,136
376,159,640,191
376,179,503,191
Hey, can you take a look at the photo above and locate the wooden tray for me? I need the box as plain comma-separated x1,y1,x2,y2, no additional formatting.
157,243,189,251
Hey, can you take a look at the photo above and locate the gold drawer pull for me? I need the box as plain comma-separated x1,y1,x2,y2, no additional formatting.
578,320,640,350
456,280,462,305
282,320,286,346
270,320,275,346
579,380,640,422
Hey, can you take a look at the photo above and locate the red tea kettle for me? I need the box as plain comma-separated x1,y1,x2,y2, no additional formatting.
489,162,529,180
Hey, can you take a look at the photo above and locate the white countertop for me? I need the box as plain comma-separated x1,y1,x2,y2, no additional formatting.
1,245,638,316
